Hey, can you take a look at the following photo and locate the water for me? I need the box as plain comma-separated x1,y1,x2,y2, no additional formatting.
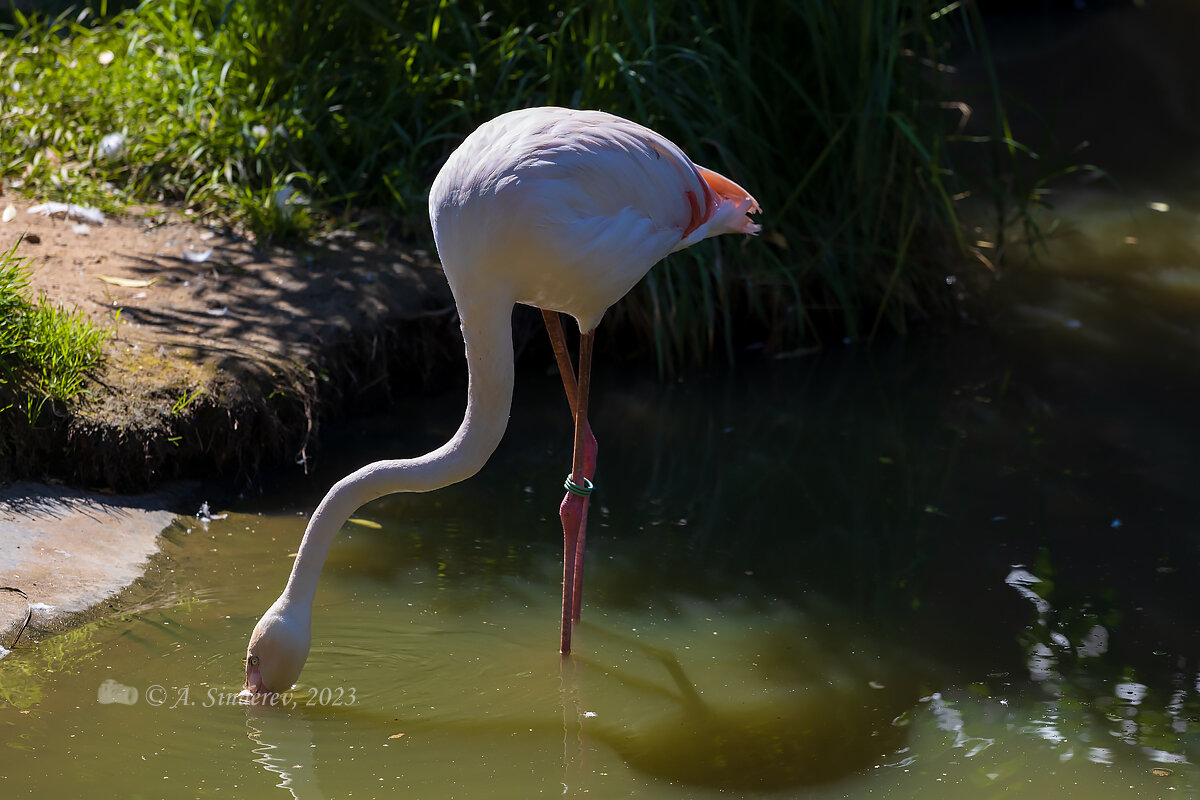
3,202,1200,797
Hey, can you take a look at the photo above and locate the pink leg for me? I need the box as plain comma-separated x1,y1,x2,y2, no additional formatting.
567,331,595,625
542,311,598,654
570,502,589,622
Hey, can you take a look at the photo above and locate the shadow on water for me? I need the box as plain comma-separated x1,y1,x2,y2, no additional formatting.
565,627,912,792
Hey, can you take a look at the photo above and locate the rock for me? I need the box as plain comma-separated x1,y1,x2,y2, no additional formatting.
0,482,186,647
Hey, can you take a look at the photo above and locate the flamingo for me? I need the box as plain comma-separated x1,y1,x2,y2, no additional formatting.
243,106,760,694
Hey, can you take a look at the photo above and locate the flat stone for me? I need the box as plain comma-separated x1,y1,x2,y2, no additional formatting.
0,482,183,645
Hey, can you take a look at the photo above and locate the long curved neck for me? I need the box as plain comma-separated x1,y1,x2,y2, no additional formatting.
280,299,515,610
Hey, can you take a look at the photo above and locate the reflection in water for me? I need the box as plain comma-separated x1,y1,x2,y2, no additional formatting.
1001,559,1194,777
557,659,586,795
923,692,994,757
246,710,322,800
0,622,102,709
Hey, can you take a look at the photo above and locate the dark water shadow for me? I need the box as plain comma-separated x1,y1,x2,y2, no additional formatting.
562,626,915,793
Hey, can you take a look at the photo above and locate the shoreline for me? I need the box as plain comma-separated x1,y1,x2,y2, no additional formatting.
0,201,461,656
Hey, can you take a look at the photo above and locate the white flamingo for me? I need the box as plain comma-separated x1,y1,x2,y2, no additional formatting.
244,106,760,694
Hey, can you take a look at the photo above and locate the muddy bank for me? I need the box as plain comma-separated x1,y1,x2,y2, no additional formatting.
1,201,462,491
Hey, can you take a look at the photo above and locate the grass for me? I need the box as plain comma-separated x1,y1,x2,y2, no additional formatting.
0,0,1043,370
0,237,110,423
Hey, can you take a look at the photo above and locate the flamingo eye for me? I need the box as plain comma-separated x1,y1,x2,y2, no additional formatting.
248,655,260,667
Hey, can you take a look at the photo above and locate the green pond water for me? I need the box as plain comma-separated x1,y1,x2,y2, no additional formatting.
3,195,1200,798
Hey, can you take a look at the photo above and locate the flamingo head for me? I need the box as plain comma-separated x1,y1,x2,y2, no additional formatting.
243,598,310,695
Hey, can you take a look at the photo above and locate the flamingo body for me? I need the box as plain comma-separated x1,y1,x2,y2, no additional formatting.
431,107,760,332
244,106,760,695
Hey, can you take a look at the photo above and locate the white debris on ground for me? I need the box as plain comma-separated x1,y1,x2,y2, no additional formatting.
196,502,228,523
27,202,106,225
181,247,212,263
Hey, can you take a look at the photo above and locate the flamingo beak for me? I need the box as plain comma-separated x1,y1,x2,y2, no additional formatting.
243,659,264,695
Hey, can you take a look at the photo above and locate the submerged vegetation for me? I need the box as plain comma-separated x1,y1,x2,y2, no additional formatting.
0,238,109,425
0,0,1032,369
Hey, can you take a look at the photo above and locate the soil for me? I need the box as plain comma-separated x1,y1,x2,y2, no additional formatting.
0,196,461,491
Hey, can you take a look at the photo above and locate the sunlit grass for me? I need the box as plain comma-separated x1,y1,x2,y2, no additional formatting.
0,0,1040,368
0,238,109,423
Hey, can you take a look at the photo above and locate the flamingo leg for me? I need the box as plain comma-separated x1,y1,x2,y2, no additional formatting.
542,311,598,654
541,314,597,622
569,330,594,623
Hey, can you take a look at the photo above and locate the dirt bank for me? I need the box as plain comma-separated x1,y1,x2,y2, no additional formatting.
1,198,460,491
